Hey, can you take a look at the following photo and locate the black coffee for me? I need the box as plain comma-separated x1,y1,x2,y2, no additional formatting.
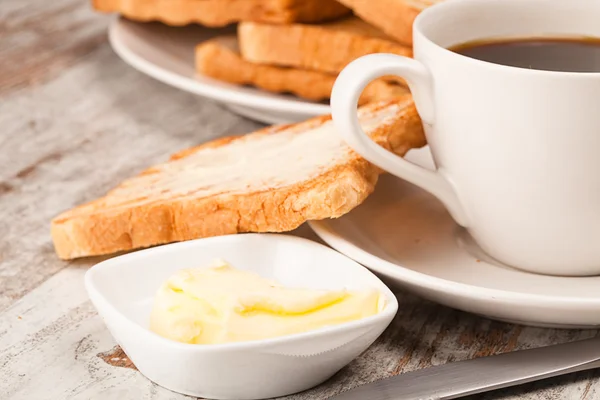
450,37,600,72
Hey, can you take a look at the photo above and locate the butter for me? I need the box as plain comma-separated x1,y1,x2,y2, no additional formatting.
149,260,384,344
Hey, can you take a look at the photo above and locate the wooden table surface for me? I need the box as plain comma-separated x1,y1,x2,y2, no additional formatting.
2,1,600,399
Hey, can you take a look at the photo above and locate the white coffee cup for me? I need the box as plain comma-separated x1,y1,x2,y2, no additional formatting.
330,0,600,276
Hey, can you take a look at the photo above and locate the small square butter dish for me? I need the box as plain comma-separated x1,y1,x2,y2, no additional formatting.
85,234,398,400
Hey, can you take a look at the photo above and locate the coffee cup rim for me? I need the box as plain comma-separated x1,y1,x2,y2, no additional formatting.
413,0,600,78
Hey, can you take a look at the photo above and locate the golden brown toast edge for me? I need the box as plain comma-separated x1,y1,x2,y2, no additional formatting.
92,0,350,26
335,0,427,45
195,38,410,104
238,17,413,74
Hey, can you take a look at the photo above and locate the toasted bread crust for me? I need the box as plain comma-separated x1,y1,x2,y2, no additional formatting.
195,37,409,104
335,0,434,45
92,0,350,26
238,17,412,74
51,99,425,259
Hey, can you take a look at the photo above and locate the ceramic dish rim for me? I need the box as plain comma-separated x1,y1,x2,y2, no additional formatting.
108,17,331,116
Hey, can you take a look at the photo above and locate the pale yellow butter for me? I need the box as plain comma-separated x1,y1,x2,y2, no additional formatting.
149,260,384,344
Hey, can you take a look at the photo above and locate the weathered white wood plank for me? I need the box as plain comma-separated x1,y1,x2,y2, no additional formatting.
0,270,170,400
2,271,600,400
0,43,262,310
2,0,600,399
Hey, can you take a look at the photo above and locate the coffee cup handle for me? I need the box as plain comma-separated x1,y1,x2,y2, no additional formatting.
331,54,469,227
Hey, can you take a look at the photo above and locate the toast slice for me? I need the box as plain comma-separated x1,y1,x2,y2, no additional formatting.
335,0,442,45
195,36,410,104
92,0,350,26
238,17,412,75
51,98,425,259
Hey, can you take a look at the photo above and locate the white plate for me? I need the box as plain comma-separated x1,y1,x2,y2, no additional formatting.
85,234,397,400
310,147,600,329
109,17,328,125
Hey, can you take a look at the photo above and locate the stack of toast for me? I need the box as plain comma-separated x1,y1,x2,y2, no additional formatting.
50,1,437,259
93,0,441,104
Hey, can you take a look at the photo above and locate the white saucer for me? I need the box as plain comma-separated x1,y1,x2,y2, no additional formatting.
310,147,600,329
108,17,328,125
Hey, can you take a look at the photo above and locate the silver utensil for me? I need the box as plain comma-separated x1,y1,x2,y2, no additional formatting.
330,336,600,400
